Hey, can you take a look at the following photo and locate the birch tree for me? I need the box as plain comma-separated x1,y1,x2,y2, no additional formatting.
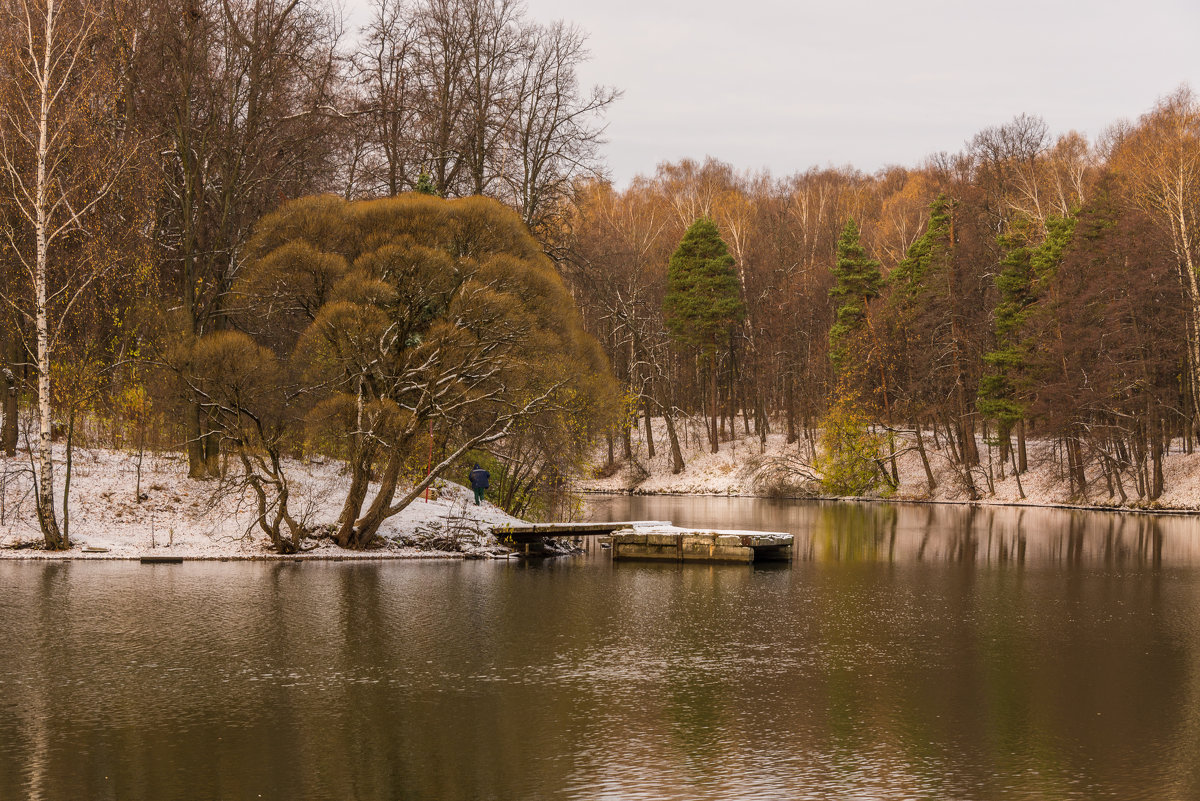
0,0,142,548
1110,86,1200,430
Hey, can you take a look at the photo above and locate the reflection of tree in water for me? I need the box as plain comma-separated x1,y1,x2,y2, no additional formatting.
813,503,899,562
1137,515,1164,567
949,505,980,562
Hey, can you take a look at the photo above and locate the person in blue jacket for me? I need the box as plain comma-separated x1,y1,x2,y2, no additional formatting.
468,464,490,505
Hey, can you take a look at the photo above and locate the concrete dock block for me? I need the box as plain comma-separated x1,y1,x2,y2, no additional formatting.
611,525,793,565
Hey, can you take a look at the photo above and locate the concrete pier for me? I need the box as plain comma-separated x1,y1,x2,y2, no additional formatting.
610,525,793,564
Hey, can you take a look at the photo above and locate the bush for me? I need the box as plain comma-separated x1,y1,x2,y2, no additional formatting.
815,398,893,497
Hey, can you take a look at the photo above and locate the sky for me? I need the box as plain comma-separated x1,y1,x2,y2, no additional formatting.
343,0,1200,187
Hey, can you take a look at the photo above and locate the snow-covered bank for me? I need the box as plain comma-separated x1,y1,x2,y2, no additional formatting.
0,448,526,559
580,417,1200,512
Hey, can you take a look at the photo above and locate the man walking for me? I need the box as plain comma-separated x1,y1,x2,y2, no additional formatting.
468,463,490,505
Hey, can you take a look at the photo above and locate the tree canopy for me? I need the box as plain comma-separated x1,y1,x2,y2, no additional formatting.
232,193,618,548
662,217,744,350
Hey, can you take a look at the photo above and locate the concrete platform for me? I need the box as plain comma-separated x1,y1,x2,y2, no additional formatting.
611,525,793,564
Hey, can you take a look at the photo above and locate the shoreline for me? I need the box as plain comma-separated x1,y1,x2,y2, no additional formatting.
0,448,529,561
578,417,1200,516
576,488,1200,516
0,550,485,562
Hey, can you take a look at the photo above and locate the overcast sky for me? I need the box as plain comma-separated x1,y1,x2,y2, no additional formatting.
344,0,1200,187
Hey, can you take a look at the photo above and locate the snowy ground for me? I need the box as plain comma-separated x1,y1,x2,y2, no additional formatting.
0,447,526,559
580,416,1200,511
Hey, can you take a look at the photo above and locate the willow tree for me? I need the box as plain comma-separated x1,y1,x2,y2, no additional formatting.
662,217,744,452
241,194,616,549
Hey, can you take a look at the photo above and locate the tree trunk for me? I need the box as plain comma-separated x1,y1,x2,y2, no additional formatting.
785,372,797,444
997,420,1012,468
709,349,719,453
36,278,63,548
62,411,75,542
1017,419,1028,473
34,94,63,548
914,424,937,495
1009,438,1025,499
1067,433,1088,501
186,401,207,478
202,421,221,476
756,393,768,452
349,451,404,547
664,408,685,474
643,403,655,460
335,445,374,546
2,349,16,457
1151,423,1165,500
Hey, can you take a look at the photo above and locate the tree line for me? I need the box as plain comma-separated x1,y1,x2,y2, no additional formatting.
0,0,617,550
561,95,1200,505
2,0,1198,553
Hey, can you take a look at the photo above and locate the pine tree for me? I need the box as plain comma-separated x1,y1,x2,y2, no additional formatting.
888,194,986,490
828,218,883,372
663,217,744,452
978,225,1035,434
414,169,438,196
978,214,1076,475
891,195,953,294
663,217,744,348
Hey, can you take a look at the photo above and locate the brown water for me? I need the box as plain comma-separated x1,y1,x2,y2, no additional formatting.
1,498,1199,800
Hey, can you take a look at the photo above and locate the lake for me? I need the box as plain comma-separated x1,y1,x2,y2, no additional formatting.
1,497,1198,800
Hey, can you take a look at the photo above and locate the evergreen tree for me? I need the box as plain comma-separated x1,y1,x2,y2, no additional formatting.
891,194,954,294
886,193,991,491
663,217,744,452
414,169,438,196
662,217,744,348
828,218,883,372
978,226,1035,434
978,214,1076,471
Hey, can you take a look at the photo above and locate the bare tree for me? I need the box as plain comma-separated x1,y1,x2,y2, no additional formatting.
132,0,346,477
0,0,143,547
502,20,617,234
1110,86,1200,429
354,0,420,196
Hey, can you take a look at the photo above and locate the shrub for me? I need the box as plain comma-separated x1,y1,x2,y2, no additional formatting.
815,398,893,497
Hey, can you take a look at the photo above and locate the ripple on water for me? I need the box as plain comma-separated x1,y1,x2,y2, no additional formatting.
1,513,1199,801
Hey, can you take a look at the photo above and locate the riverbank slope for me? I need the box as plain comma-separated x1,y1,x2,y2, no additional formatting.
578,417,1200,511
0,448,523,559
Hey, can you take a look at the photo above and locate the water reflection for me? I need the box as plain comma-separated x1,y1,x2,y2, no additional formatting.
0,499,1199,800
585,495,1183,567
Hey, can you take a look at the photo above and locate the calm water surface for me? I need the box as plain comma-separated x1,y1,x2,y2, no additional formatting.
2,498,1200,800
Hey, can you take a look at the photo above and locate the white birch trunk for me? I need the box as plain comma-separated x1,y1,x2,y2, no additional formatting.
33,0,64,547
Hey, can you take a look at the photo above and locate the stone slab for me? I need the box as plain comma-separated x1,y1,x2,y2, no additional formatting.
611,525,793,565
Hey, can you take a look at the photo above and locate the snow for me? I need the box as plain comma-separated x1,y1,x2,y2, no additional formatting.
0,447,526,559
579,416,1200,511
7,415,1199,560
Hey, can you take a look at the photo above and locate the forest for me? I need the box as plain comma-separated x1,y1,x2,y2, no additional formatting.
2,0,1199,552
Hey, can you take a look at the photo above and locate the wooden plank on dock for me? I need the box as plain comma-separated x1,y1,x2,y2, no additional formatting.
492,521,671,542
